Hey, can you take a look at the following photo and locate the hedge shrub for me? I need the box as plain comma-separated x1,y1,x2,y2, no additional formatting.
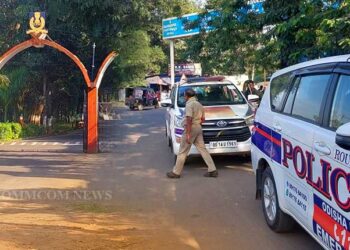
11,123,22,139
0,122,74,141
21,124,45,138
0,123,23,141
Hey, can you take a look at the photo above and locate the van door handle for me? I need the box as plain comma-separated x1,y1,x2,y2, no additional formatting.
314,142,331,156
273,125,282,132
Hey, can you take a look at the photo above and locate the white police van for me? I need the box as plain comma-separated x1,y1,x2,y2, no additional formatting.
252,55,350,250
162,77,256,158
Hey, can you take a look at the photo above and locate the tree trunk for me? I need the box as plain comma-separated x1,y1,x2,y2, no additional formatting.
4,104,8,122
42,73,47,126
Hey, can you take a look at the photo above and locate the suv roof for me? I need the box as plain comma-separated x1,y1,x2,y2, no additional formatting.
272,54,350,79
179,76,234,86
185,76,226,83
180,81,233,87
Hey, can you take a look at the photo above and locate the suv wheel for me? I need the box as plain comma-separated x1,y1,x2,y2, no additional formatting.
262,167,295,233
165,125,171,147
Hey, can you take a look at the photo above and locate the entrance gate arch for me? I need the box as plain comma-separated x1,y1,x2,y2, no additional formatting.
0,13,117,153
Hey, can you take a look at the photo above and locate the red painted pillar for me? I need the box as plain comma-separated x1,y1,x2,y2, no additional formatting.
86,87,98,153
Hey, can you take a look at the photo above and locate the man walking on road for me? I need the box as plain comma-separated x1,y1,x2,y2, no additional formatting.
167,89,218,179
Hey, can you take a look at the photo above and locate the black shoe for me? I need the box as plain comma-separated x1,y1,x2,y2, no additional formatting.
167,172,180,179
204,170,218,178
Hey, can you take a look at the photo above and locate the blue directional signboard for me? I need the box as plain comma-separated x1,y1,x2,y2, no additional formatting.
162,1,265,40
162,11,217,40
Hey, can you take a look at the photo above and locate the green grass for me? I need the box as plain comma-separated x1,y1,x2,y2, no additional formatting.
0,122,77,141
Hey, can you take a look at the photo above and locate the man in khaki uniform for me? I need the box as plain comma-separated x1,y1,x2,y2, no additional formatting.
167,89,218,178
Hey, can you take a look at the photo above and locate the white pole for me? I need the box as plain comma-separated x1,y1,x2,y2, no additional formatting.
170,40,175,87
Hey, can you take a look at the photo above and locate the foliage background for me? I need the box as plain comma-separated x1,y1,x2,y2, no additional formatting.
0,0,349,125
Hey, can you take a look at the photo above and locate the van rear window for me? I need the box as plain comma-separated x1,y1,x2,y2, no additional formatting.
177,84,246,107
270,73,292,112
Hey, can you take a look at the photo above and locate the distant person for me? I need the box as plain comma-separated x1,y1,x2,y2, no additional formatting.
244,80,260,99
142,90,147,104
258,85,265,95
156,91,161,101
167,89,218,179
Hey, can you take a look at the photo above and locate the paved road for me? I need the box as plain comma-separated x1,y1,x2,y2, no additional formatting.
0,108,321,249
0,129,84,152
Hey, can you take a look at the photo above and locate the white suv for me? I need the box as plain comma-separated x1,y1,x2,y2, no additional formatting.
163,77,255,157
251,55,350,250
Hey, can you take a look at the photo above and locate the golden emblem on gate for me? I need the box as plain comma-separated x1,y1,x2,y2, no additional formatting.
26,12,48,38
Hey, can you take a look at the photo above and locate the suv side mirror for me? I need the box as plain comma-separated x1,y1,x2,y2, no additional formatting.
248,94,260,102
161,98,173,108
336,123,350,150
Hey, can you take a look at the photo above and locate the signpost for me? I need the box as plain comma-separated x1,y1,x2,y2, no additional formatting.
162,11,217,86
162,11,218,40
162,1,265,86
168,63,202,76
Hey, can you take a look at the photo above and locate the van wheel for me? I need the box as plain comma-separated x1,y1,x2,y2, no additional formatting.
165,126,171,147
262,167,295,233
138,104,144,111
167,137,171,147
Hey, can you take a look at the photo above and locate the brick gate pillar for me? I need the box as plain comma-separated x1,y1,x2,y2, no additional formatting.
86,87,98,153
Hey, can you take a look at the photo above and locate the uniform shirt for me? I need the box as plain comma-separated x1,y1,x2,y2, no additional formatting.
185,97,204,126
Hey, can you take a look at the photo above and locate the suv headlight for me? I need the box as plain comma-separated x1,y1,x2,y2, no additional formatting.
245,115,254,126
174,116,183,127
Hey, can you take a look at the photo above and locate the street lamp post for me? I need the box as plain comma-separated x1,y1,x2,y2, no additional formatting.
91,42,96,79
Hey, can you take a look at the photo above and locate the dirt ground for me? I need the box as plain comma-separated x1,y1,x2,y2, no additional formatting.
0,152,208,250
0,109,319,250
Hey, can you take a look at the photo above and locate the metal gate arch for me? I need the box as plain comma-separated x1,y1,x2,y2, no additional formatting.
0,37,117,153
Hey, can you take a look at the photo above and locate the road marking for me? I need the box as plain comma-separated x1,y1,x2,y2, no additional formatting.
0,141,83,147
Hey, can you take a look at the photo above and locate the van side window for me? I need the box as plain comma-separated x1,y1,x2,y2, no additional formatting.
270,73,292,112
329,75,350,129
291,74,330,123
283,77,300,114
170,87,176,105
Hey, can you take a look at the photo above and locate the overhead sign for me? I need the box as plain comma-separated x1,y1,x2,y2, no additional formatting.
162,11,218,40
162,1,265,40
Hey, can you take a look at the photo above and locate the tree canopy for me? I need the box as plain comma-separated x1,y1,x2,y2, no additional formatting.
0,0,198,122
0,0,349,123
181,0,349,80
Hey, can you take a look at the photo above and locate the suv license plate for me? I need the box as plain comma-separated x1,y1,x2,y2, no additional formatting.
209,140,237,149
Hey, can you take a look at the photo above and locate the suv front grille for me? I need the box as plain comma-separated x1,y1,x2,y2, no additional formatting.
202,119,246,130
203,127,251,144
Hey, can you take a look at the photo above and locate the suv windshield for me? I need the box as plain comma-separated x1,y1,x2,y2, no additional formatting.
177,83,246,108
